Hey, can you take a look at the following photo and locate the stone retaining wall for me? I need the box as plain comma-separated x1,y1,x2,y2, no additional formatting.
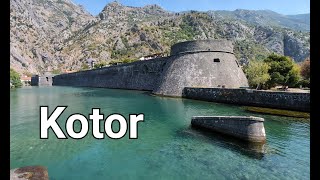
183,87,310,112
53,57,167,91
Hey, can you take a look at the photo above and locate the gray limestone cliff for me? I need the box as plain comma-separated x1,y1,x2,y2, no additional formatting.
11,0,310,75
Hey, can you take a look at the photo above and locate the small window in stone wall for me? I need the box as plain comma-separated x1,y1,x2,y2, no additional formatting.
46,77,49,81
214,58,220,62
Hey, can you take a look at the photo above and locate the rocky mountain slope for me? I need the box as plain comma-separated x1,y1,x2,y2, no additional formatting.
209,10,310,32
10,0,95,74
10,0,310,74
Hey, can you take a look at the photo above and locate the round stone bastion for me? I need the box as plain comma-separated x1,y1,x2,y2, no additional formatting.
153,39,249,97
170,39,234,55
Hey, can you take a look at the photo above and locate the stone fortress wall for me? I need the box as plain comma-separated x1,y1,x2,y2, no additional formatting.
53,40,249,97
52,39,309,112
53,57,167,91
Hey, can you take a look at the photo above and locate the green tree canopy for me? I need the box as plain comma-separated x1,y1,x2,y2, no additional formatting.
10,68,22,88
263,54,300,88
80,63,89,71
244,60,270,89
94,61,107,69
108,58,137,65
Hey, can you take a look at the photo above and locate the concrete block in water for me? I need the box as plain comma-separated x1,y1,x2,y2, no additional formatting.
191,116,266,143
10,166,49,180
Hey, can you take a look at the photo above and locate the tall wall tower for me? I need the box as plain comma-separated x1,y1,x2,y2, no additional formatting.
153,40,248,96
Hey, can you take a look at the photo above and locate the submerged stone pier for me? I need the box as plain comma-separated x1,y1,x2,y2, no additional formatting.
191,116,266,143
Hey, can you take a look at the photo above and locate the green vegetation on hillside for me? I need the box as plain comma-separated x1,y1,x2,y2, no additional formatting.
234,40,269,61
10,0,310,74
51,69,62,74
108,58,138,65
79,63,89,71
23,71,33,77
94,61,108,69
10,68,22,88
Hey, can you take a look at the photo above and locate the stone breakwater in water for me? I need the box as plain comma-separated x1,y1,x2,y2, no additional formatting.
183,87,310,112
53,40,249,97
191,116,266,143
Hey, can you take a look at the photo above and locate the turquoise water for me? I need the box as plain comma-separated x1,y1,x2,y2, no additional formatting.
10,87,310,180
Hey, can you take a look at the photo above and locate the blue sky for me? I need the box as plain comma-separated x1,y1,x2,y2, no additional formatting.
73,0,310,16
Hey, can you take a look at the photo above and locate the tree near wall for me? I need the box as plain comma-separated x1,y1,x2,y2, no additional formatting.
80,63,89,71
244,60,270,89
51,69,62,74
299,58,310,88
94,61,107,69
10,68,22,88
108,58,137,66
300,58,310,80
263,54,301,88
